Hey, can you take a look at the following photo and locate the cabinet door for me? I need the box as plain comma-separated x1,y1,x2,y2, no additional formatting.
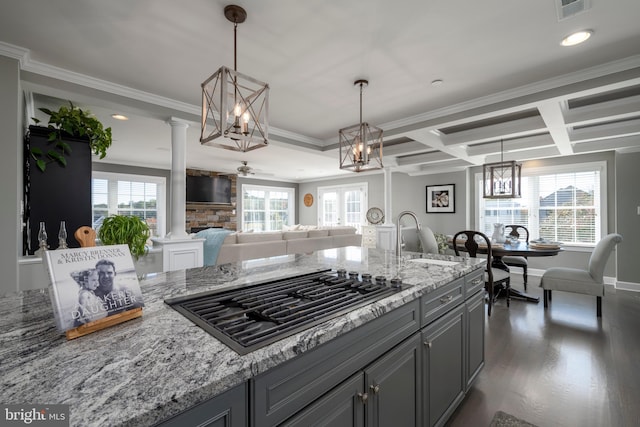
465,290,485,390
282,373,365,427
155,382,246,427
422,305,465,427
365,333,422,427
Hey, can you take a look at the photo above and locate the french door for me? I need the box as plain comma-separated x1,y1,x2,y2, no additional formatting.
318,183,367,232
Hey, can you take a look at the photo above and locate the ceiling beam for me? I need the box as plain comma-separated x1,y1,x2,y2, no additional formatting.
573,134,640,153
564,94,640,126
537,100,574,156
440,116,547,146
570,118,640,142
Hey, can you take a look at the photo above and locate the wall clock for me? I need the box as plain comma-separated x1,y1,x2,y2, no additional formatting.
304,193,314,207
366,207,384,224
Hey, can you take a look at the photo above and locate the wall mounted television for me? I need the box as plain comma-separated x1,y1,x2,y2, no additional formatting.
186,175,232,204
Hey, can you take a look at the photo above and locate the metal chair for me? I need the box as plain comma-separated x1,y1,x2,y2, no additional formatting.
502,225,529,289
453,230,511,316
540,233,622,317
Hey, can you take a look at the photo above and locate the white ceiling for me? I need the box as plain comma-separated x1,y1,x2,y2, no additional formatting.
2,0,640,181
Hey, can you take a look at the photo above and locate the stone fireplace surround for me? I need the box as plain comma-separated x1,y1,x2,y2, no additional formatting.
185,169,237,232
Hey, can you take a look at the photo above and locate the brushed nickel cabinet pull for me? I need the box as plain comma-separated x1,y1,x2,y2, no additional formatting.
440,295,453,304
370,384,380,394
358,392,369,403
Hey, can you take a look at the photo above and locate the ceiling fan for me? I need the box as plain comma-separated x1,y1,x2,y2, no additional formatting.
236,161,255,176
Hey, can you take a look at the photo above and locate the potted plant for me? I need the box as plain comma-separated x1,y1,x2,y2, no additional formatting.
97,215,150,259
31,101,112,172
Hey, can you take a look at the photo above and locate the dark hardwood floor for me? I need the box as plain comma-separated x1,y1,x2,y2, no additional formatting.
446,275,640,427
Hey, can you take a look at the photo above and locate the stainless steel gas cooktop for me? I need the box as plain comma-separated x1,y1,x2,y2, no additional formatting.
164,269,405,355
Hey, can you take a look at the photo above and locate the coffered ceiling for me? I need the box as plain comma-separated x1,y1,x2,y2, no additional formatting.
1,0,640,181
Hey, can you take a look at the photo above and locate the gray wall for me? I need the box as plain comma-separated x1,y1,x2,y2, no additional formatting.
392,171,467,235
298,172,384,226
615,150,640,285
0,56,21,295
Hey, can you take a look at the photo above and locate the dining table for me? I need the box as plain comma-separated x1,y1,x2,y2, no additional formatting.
450,239,563,302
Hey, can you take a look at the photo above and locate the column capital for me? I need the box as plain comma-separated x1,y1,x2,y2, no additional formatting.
166,117,190,128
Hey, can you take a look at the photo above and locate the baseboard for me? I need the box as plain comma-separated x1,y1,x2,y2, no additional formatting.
615,281,640,292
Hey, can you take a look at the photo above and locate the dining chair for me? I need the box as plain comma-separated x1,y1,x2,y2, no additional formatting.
418,225,440,254
540,233,622,317
502,225,530,290
453,230,511,316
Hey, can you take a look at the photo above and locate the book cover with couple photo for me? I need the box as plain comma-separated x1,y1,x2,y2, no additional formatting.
43,245,145,333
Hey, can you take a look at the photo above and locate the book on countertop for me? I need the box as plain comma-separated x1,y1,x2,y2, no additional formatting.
43,245,144,333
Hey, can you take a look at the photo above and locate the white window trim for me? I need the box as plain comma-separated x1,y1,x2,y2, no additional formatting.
241,184,296,231
92,171,167,237
475,160,606,249
317,182,368,231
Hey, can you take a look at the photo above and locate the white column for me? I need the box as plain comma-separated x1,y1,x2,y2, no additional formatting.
383,167,393,224
166,117,189,239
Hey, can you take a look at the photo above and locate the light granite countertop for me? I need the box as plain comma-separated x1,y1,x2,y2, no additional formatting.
0,247,484,427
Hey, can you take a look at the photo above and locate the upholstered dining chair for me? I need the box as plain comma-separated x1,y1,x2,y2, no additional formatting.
453,230,511,316
418,225,440,255
540,233,623,317
502,225,530,289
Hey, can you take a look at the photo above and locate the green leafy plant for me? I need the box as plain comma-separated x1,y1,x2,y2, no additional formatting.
31,101,112,172
97,215,150,259
434,232,450,254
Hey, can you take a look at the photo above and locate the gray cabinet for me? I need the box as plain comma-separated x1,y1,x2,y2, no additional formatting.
282,373,365,427
158,268,485,427
155,382,246,427
465,290,485,390
283,332,422,427
252,300,420,427
365,332,422,427
422,305,465,427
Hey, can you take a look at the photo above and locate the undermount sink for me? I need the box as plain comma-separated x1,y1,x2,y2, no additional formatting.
407,258,460,267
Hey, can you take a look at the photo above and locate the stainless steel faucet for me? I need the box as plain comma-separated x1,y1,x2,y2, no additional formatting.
396,210,422,257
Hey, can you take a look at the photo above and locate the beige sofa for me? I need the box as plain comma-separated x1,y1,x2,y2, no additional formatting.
215,226,362,265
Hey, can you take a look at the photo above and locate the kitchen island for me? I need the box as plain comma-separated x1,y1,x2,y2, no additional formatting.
0,247,485,426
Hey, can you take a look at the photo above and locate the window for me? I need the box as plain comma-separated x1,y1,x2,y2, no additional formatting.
477,162,605,246
242,184,295,231
92,172,166,237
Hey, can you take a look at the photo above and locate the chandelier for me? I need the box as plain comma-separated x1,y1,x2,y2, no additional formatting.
482,138,522,198
200,5,269,152
339,80,383,172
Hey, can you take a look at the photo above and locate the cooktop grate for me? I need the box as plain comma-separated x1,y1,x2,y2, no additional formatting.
164,269,403,355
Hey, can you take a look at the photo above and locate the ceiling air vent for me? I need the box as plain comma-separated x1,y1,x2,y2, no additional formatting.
556,0,591,21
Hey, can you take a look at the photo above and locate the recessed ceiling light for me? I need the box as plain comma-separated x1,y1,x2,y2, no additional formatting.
560,30,593,46
111,114,129,120
431,79,444,87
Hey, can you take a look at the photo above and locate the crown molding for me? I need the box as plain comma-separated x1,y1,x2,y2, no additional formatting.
2,42,320,148
0,41,30,65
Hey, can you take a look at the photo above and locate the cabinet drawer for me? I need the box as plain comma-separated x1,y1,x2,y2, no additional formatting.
465,269,484,298
421,277,464,327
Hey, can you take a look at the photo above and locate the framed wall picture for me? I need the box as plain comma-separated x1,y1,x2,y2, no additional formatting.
426,184,455,213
